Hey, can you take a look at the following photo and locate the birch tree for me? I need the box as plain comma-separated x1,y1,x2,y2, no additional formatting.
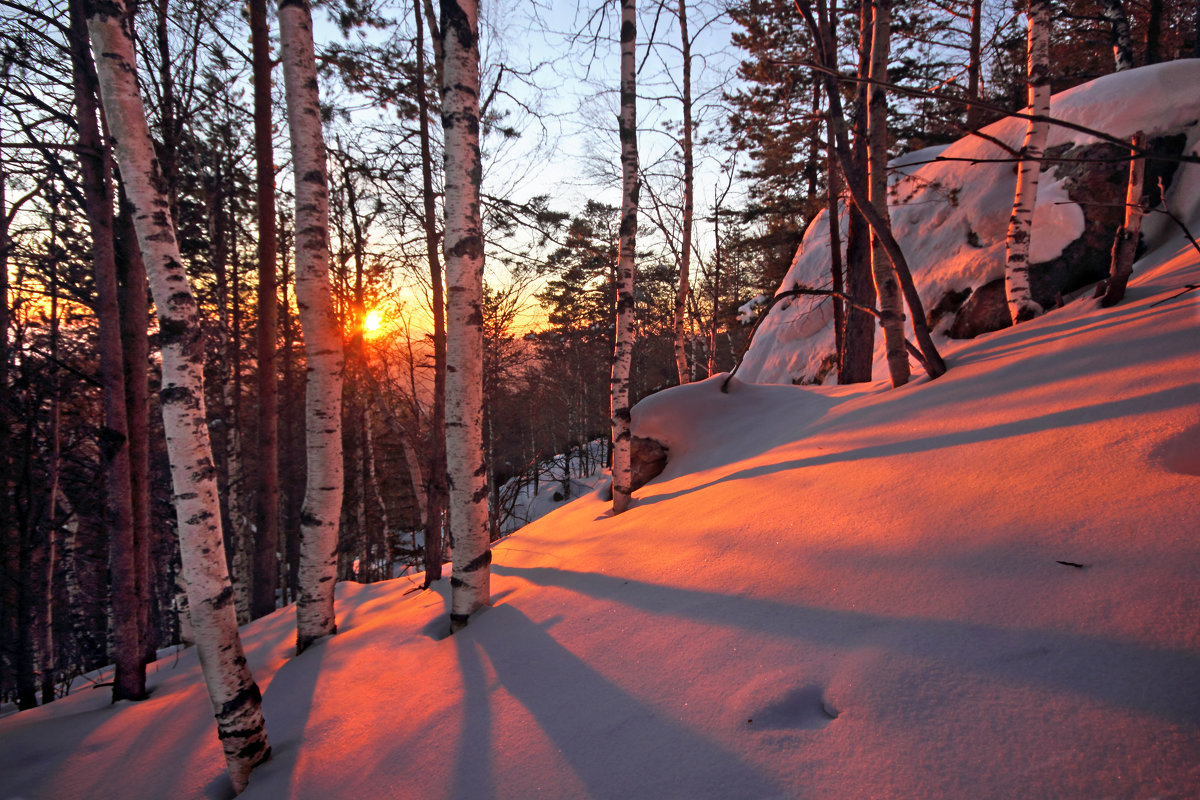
1004,0,1051,324
867,0,909,387
279,0,345,653
1101,131,1145,307
612,0,639,514
441,0,490,630
1100,0,1134,71
80,0,270,790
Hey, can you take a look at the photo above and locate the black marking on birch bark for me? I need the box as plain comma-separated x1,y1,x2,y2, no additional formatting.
463,550,491,573
471,486,489,503
231,737,270,762
83,0,126,19
614,408,632,425
620,16,636,43
318,575,332,582
158,316,189,347
185,509,214,525
447,236,484,260
450,577,465,588
450,612,470,626
442,1,478,50
215,681,264,723
278,0,311,11
211,585,234,610
300,169,324,185
299,510,322,527
160,384,194,405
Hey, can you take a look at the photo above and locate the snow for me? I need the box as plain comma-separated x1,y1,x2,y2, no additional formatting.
3,67,1200,800
739,59,1200,385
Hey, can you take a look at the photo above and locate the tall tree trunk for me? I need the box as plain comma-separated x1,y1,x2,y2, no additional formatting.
1101,0,1134,72
82,1,270,790
441,0,490,630
1005,0,1051,325
828,145,845,371
966,0,983,128
840,0,875,384
1145,0,1162,64
612,0,639,513
868,0,909,387
279,0,345,653
250,0,280,621
797,0,945,379
415,0,448,586
115,189,154,669
1101,131,1145,307
39,236,62,706
672,0,693,385
0,64,16,703
69,0,144,702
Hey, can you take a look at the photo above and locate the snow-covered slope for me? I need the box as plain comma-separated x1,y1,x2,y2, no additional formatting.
738,59,1200,385
2,67,1198,800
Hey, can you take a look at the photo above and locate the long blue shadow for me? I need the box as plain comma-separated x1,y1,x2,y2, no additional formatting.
466,604,785,800
493,565,1200,729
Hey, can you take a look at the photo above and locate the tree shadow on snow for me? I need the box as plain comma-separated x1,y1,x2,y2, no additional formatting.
463,604,786,800
636,382,1198,509
493,565,1200,729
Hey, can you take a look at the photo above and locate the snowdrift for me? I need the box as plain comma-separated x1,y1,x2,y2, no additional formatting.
1,65,1198,800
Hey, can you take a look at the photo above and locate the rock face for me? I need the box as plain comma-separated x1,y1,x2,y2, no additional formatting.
630,436,668,492
940,133,1187,340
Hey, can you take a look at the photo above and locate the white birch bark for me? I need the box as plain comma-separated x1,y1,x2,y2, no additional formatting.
1004,0,1051,324
441,0,490,630
868,0,909,387
82,1,269,791
1101,131,1146,307
612,0,639,514
1101,0,1134,71
278,0,345,653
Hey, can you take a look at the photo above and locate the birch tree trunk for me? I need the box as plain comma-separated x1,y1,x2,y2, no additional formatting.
1100,0,1134,71
1101,132,1145,307
441,0,490,630
82,0,270,790
672,0,693,385
966,0,983,129
250,0,281,621
279,0,345,653
612,0,639,514
1004,0,1051,325
415,0,448,587
868,0,909,387
69,0,144,702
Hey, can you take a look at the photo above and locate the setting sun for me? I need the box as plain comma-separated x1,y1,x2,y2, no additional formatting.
363,308,383,337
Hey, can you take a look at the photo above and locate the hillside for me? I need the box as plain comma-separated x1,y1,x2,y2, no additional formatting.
1,66,1198,800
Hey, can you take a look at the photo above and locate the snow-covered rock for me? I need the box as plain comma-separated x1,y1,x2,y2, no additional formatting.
738,60,1200,385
